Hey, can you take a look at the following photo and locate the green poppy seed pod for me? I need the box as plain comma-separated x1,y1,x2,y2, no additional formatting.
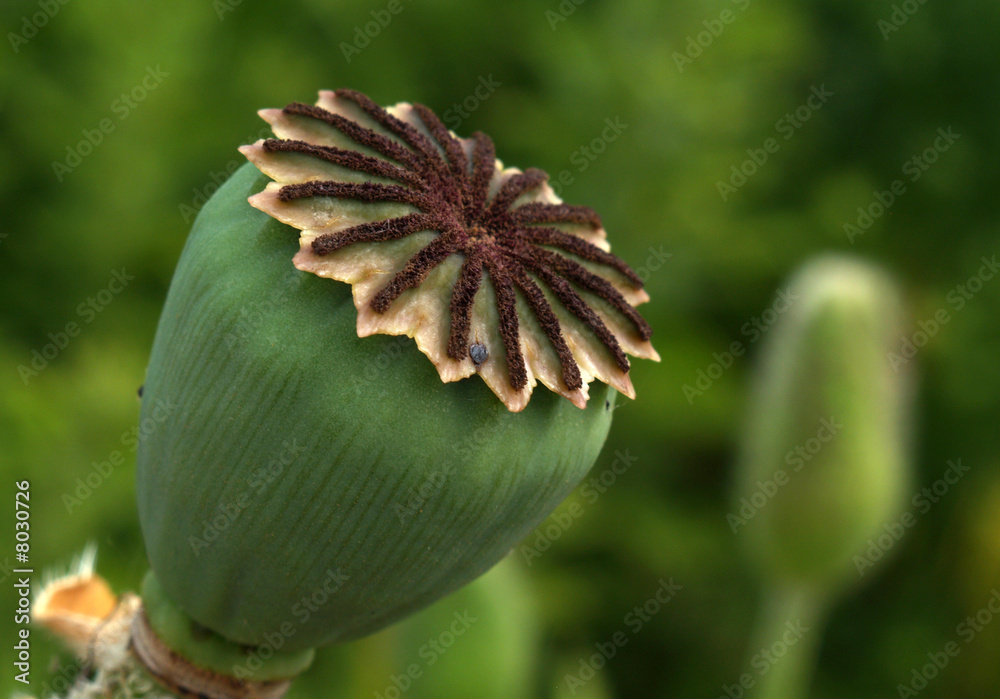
135,89,657,672
734,255,911,591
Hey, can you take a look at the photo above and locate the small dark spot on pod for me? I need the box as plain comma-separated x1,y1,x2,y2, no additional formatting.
190,622,215,642
605,400,611,411
138,385,144,398
470,342,488,367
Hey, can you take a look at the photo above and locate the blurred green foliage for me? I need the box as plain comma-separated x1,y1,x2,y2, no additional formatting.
1,0,999,697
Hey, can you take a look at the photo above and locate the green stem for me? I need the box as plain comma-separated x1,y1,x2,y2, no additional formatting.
137,571,314,696
746,585,826,699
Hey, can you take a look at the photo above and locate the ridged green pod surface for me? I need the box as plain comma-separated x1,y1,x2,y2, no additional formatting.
136,163,615,652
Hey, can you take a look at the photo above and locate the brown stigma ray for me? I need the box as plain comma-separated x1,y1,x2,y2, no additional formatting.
252,89,654,400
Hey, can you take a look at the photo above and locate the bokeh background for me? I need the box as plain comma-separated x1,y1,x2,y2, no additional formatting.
2,0,999,697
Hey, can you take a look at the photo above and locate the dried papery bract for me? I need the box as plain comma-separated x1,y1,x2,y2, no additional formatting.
34,564,293,698
31,550,170,699
33,547,122,659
